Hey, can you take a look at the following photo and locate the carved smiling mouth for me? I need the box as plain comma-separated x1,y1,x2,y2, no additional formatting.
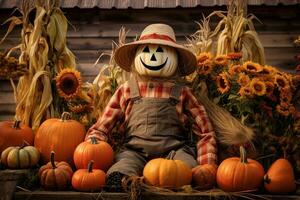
140,57,168,71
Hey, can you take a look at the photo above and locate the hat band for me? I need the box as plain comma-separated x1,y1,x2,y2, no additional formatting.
139,33,176,43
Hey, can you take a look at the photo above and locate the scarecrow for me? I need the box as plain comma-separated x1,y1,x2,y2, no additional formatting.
86,24,217,191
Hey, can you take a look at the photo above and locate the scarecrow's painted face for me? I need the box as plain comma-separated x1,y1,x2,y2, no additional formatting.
134,44,178,77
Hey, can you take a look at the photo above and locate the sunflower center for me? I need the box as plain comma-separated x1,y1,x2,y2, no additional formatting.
247,64,256,71
60,73,79,95
276,78,285,87
220,78,226,88
254,83,262,91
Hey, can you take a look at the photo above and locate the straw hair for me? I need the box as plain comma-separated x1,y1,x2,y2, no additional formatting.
114,24,197,76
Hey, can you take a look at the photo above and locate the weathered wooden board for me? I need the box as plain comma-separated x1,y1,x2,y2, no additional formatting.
13,191,300,200
1,33,299,51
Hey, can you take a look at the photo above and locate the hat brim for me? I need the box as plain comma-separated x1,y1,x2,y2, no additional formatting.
114,39,197,76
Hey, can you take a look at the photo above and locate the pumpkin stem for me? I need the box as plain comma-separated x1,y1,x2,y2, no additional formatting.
88,160,94,173
240,146,248,163
166,150,176,160
61,112,71,121
50,151,57,169
90,137,99,144
264,174,271,184
20,140,30,148
13,120,21,129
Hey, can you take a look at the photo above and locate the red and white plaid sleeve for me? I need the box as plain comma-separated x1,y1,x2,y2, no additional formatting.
184,87,217,165
85,84,126,141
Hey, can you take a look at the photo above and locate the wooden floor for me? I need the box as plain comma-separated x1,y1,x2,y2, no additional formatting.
14,190,300,200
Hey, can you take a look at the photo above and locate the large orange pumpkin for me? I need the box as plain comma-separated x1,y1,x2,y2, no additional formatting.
73,137,113,171
0,120,34,154
39,151,73,190
143,150,192,189
217,146,264,192
264,158,296,194
72,160,106,191
192,164,217,189
34,112,85,164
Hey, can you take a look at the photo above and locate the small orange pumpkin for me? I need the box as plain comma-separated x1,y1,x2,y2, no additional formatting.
217,146,264,192
0,120,34,154
143,150,192,189
34,112,85,165
73,137,113,171
264,158,296,194
192,164,217,189
72,160,106,191
39,151,73,190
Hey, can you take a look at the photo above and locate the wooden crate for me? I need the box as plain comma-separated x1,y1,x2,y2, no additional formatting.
0,170,30,200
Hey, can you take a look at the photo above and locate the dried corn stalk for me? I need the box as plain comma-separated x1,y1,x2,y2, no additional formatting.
5,0,76,131
210,0,265,65
92,27,131,118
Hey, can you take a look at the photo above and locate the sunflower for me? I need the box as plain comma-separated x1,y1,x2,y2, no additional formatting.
265,81,274,96
243,61,263,73
197,60,213,75
280,87,293,103
238,86,253,98
274,73,289,88
197,52,213,65
214,55,228,67
56,68,82,99
276,103,295,117
216,72,230,94
227,52,243,61
292,75,300,88
250,78,266,96
229,64,243,76
237,73,250,87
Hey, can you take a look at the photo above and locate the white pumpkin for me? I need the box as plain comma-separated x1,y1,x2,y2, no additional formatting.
134,44,178,77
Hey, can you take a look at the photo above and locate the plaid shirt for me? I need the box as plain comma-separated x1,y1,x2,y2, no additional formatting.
86,81,217,165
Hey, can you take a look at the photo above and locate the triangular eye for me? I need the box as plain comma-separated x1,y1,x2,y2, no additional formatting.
156,46,164,52
143,46,150,53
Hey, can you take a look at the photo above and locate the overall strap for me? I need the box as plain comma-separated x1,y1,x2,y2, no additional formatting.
129,77,141,101
169,83,183,104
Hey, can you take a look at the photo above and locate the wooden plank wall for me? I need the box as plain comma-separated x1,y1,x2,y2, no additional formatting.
0,6,300,120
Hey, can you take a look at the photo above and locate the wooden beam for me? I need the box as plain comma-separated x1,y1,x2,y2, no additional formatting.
14,190,300,200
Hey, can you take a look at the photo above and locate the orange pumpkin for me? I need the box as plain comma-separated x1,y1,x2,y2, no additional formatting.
143,150,192,188
192,164,217,189
217,146,264,192
0,120,34,154
39,151,73,190
34,112,85,164
264,158,296,194
73,137,113,171
72,160,106,191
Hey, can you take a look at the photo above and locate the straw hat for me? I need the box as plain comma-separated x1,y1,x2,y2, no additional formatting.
114,24,197,76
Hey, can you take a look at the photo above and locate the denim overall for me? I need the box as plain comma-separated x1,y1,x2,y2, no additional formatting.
107,78,197,176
